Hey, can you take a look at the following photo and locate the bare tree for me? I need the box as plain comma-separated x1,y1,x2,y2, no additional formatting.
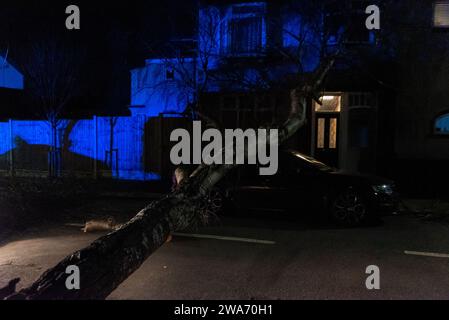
136,5,224,121
18,37,84,176
2,53,336,300
1,1,344,300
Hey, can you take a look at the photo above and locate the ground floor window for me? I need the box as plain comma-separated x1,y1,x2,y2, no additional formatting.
433,1,449,28
434,112,449,135
219,93,275,128
315,95,341,113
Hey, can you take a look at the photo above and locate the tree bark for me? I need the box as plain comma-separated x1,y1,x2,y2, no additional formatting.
6,192,204,300
5,57,336,300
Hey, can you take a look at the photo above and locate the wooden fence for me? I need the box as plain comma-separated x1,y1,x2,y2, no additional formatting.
0,115,190,181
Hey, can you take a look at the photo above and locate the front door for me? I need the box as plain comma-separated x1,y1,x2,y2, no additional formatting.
314,113,339,167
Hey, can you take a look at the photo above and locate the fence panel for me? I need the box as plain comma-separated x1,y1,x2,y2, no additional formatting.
11,120,50,173
145,116,192,179
60,119,96,176
97,116,147,180
0,121,10,172
0,115,185,181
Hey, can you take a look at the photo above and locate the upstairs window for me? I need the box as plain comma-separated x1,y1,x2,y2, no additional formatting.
229,17,263,54
433,1,449,28
166,68,175,80
347,1,372,43
434,112,449,135
325,0,373,44
226,3,266,55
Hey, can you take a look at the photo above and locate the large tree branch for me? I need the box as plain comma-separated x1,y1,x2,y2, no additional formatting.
4,55,336,300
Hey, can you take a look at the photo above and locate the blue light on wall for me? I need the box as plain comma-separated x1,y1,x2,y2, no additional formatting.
0,56,24,90
435,113,449,135
0,117,161,181
282,13,321,73
130,58,194,117
0,1,336,181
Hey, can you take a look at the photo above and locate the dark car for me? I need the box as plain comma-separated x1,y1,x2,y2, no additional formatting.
218,150,399,227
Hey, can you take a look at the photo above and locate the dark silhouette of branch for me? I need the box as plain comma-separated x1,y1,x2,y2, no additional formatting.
4,54,336,300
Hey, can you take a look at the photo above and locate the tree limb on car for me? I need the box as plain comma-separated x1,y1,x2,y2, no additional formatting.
3,56,337,300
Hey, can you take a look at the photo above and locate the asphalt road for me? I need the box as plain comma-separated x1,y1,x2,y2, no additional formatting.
1,214,449,300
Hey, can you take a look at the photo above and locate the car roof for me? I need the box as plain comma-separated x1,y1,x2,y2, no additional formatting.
284,149,334,171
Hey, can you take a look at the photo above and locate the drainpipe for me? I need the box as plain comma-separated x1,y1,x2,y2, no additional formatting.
142,115,146,181
93,115,98,179
9,119,14,176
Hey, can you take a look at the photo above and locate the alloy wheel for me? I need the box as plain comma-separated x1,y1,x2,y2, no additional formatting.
331,190,367,226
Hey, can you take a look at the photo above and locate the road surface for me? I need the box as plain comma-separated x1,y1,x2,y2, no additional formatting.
0,214,448,299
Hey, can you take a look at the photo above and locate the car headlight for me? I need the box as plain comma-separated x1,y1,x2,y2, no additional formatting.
372,184,394,195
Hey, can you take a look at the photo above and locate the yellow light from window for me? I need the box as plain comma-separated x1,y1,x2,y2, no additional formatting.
434,2,449,27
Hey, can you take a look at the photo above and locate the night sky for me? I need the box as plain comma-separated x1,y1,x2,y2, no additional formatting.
0,0,197,116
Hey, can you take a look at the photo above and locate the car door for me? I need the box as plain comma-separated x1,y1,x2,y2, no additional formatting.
281,153,328,215
233,164,288,213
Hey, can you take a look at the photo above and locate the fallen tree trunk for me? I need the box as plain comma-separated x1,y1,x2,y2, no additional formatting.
5,188,212,300
5,57,336,300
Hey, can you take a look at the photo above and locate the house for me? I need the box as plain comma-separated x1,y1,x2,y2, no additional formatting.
131,0,449,195
130,1,383,171
130,57,196,117
0,52,142,180
0,53,23,90
0,54,30,121
387,0,449,195
0,1,447,193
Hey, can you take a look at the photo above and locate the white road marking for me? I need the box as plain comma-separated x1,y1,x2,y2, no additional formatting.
404,250,449,258
172,233,276,245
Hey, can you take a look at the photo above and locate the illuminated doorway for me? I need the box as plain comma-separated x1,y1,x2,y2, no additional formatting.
313,95,341,167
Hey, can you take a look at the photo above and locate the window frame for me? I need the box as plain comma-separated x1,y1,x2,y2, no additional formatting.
228,16,264,55
165,67,175,81
225,2,267,57
433,1,449,29
432,111,449,137
324,0,375,45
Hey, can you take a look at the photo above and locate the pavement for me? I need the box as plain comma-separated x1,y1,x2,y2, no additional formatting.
1,213,449,300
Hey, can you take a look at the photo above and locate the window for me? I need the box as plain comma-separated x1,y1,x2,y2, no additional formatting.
221,95,239,127
221,94,268,128
226,3,266,55
434,1,449,28
325,0,373,44
315,96,341,113
348,109,373,148
348,93,373,107
434,113,449,135
229,17,263,54
329,118,338,149
256,94,275,125
317,118,325,149
166,68,175,80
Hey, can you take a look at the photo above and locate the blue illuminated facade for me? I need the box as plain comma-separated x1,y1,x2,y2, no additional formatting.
0,1,341,181
130,58,195,117
0,1,381,181
435,113,449,135
129,1,328,114
0,55,24,90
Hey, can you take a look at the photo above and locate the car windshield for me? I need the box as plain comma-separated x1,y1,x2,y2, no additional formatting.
289,151,335,172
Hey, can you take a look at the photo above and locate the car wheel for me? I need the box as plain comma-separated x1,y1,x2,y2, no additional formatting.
330,189,367,227
205,188,224,214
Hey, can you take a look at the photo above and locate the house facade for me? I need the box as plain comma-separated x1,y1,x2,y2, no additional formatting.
0,54,23,90
0,1,448,195
130,0,449,195
130,0,383,173
387,0,449,195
